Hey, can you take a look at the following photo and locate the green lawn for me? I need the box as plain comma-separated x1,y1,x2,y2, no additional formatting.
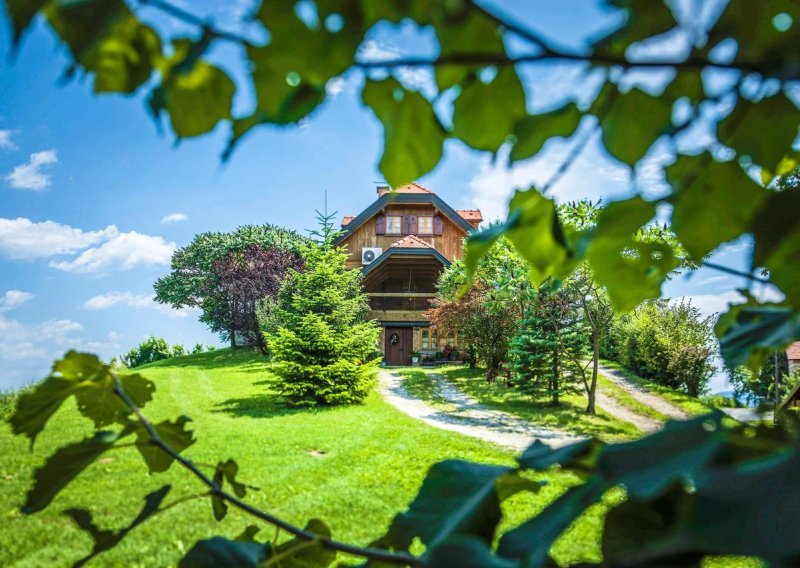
0,349,608,567
599,359,715,416
400,366,642,440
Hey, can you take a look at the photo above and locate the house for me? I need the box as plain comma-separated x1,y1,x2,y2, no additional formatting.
335,183,482,365
788,342,800,375
776,342,800,413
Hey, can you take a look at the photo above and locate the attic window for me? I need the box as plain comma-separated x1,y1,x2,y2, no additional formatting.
418,216,433,235
386,215,402,234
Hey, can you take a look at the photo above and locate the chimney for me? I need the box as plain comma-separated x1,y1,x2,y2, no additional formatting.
376,185,390,197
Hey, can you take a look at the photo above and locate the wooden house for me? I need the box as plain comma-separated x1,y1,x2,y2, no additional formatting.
334,183,482,365
778,342,800,413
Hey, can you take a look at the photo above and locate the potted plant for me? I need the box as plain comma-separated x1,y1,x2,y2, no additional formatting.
411,351,421,366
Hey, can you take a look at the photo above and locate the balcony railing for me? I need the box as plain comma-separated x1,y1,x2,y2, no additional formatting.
366,292,435,312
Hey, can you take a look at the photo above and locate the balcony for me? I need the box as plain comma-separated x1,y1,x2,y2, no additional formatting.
366,293,434,322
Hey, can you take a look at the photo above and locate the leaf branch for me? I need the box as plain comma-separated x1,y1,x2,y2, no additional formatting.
110,372,420,567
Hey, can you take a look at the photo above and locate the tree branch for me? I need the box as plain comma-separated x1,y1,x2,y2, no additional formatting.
701,261,771,285
111,372,420,567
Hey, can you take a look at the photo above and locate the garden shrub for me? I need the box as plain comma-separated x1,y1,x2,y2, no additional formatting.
121,336,187,368
268,240,380,406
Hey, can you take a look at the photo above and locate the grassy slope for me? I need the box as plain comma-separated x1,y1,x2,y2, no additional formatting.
402,366,642,441
599,359,715,417
0,349,607,567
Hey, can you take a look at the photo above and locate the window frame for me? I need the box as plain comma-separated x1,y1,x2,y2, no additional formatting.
417,215,434,235
385,215,402,235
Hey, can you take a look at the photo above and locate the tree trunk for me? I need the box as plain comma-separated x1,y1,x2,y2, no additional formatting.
552,348,560,406
586,334,599,414
230,327,236,349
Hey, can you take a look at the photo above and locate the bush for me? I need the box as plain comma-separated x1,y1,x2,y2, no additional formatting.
607,300,714,397
121,337,187,368
268,240,381,406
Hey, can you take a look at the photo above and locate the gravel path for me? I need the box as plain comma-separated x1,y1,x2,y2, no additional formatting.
379,370,583,450
593,388,662,433
597,363,689,420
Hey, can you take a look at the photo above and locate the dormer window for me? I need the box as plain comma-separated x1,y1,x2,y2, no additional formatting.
418,216,433,235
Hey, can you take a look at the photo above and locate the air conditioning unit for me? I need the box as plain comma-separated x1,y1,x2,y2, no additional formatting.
362,247,383,265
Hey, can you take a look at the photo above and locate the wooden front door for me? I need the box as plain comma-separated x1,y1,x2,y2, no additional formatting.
385,327,412,366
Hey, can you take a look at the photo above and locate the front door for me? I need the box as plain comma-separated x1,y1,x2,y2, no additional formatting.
385,327,412,366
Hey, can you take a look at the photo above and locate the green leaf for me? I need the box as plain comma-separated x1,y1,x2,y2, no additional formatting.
180,538,269,568
751,188,800,308
510,103,582,162
717,94,800,176
596,0,677,55
375,460,512,552
270,519,336,567
10,375,81,447
134,416,195,474
64,485,171,565
429,535,520,568
594,85,673,166
159,61,235,138
5,0,50,45
362,78,446,187
452,67,527,152
585,197,678,312
518,438,602,471
434,11,505,92
23,431,121,514
667,155,768,261
210,459,248,521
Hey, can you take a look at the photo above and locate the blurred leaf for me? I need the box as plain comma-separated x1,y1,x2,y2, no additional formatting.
159,61,235,138
718,94,800,176
510,103,582,163
375,460,512,552
23,431,120,514
362,78,446,186
429,535,520,567
596,0,676,55
595,85,673,166
452,67,527,152
210,459,248,521
751,187,800,307
134,416,195,474
434,10,505,92
667,155,768,261
235,525,261,542
65,485,171,565
586,197,678,312
270,519,336,567
518,438,602,471
5,0,50,45
180,537,269,568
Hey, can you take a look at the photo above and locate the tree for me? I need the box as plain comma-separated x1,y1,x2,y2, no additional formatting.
210,245,304,350
424,281,516,373
727,351,791,406
153,225,304,348
510,280,590,406
120,336,184,368
268,229,380,406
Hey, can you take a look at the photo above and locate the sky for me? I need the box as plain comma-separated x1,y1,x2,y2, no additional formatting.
0,0,783,391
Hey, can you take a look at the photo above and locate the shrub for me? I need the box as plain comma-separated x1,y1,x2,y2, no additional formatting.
268,239,380,406
121,336,186,368
609,300,714,397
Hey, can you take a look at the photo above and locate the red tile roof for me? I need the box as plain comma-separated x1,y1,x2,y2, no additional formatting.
341,215,355,226
389,235,434,249
456,209,483,222
392,182,433,194
787,341,800,361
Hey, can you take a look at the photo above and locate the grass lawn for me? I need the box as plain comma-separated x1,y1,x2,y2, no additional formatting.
400,366,642,440
0,349,610,567
599,359,715,417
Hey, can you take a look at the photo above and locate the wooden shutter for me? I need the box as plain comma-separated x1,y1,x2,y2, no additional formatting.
375,215,386,235
409,215,418,234
433,216,443,235
401,215,411,235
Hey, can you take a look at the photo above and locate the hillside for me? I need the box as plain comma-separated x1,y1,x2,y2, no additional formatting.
0,349,607,567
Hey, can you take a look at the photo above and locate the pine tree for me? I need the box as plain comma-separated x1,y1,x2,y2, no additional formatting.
268,212,381,406
510,282,589,406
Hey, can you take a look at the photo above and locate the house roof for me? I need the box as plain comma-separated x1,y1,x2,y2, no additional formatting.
787,341,800,360
456,209,483,222
341,215,355,227
361,247,451,276
334,190,477,245
389,235,434,249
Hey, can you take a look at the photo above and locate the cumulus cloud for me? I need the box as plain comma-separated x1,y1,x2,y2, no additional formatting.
0,130,18,150
161,212,189,224
0,217,118,259
83,291,193,317
0,290,34,312
50,232,176,273
0,314,83,363
6,150,58,190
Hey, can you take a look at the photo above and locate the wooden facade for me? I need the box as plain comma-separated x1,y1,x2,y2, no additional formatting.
335,183,481,365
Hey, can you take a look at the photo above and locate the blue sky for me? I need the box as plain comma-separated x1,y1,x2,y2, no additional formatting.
0,0,780,390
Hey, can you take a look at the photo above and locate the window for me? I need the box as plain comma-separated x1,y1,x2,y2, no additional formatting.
386,215,402,234
418,216,434,235
422,329,437,350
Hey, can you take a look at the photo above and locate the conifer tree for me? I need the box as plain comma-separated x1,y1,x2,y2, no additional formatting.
268,211,381,406
510,281,589,406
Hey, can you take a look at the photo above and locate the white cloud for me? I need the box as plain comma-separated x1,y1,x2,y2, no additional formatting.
0,217,118,259
161,212,189,224
50,232,176,273
0,290,34,312
675,285,786,319
6,149,58,190
0,130,18,150
83,291,193,317
358,39,400,62
696,275,729,287
0,314,83,363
